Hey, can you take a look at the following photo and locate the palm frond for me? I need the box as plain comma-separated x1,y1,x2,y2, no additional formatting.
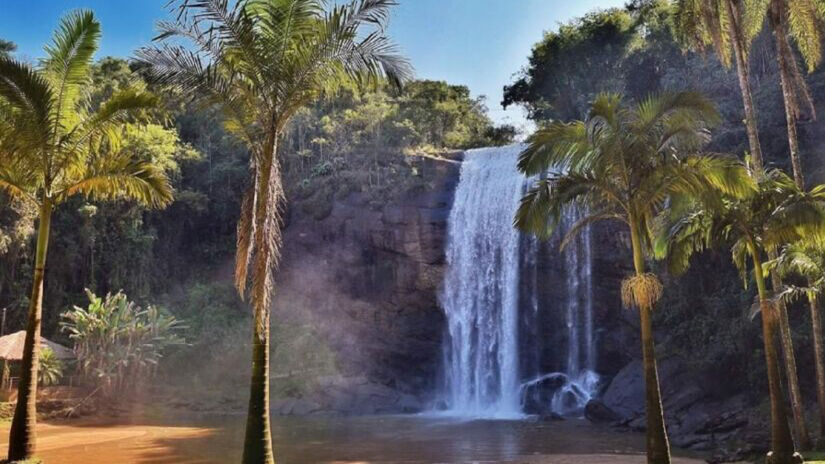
559,209,623,250
41,9,100,134
0,56,53,139
234,184,257,298
518,121,589,176
786,0,823,72
60,155,173,208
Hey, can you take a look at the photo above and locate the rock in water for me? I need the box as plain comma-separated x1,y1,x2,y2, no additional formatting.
584,399,622,423
521,373,567,415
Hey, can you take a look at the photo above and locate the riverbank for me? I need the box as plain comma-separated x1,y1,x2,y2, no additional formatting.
0,414,713,463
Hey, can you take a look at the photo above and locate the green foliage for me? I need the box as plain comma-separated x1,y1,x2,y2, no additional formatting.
280,80,516,219
60,289,185,395
0,12,174,211
37,347,64,387
503,8,638,120
515,91,750,249
0,39,14,57
657,167,825,284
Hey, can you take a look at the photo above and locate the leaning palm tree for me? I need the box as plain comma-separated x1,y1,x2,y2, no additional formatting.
658,167,825,464
0,11,173,461
515,91,751,464
136,1,411,462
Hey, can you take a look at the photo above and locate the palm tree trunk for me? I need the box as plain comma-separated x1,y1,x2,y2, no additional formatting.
8,200,52,461
242,133,278,464
630,222,671,464
766,246,811,449
725,0,765,170
770,0,805,189
776,293,811,449
243,308,274,464
810,295,825,442
750,243,802,464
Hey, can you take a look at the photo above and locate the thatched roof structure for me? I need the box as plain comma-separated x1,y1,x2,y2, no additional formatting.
0,331,75,361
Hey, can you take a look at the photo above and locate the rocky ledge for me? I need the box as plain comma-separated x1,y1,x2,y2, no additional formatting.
588,358,770,462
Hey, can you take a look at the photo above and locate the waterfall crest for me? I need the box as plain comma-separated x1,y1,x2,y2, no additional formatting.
439,144,598,419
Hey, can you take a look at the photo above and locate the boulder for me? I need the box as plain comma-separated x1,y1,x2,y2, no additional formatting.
584,399,622,423
601,360,646,420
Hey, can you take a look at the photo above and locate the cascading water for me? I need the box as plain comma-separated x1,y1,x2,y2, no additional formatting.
439,144,598,419
440,145,525,418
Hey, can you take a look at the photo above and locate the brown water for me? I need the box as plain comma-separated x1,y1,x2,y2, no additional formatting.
0,414,706,463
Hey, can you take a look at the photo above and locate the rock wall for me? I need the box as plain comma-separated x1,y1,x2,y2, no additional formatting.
274,153,460,409
274,149,638,414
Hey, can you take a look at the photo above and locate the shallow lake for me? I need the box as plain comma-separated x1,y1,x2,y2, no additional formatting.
0,414,707,463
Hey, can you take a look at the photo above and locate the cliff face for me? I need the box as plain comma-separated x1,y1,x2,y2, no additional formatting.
275,151,637,407
274,154,460,402
273,150,756,454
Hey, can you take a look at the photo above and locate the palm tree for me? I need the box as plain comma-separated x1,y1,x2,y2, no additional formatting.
136,1,411,462
674,0,767,169
658,167,825,464
37,348,63,387
764,3,825,447
515,91,751,464
768,241,825,441
675,2,813,445
767,0,822,189
763,1,825,449
0,11,173,461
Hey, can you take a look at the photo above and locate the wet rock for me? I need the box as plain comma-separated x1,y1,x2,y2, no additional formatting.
584,399,622,423
521,374,566,415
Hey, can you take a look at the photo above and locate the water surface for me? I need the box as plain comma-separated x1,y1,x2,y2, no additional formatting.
0,414,706,463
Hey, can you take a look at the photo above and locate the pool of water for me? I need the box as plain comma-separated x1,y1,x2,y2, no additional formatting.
0,414,706,463
151,414,704,463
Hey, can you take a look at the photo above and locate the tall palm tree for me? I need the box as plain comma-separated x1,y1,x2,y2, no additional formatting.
515,91,751,464
658,167,825,464
0,11,173,461
764,1,825,449
768,241,825,440
136,1,411,462
674,0,768,168
675,2,813,445
767,0,822,189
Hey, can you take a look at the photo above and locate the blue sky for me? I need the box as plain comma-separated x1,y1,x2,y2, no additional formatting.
0,0,626,130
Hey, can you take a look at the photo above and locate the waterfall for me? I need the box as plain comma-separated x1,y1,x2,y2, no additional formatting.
440,145,525,418
439,144,598,419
